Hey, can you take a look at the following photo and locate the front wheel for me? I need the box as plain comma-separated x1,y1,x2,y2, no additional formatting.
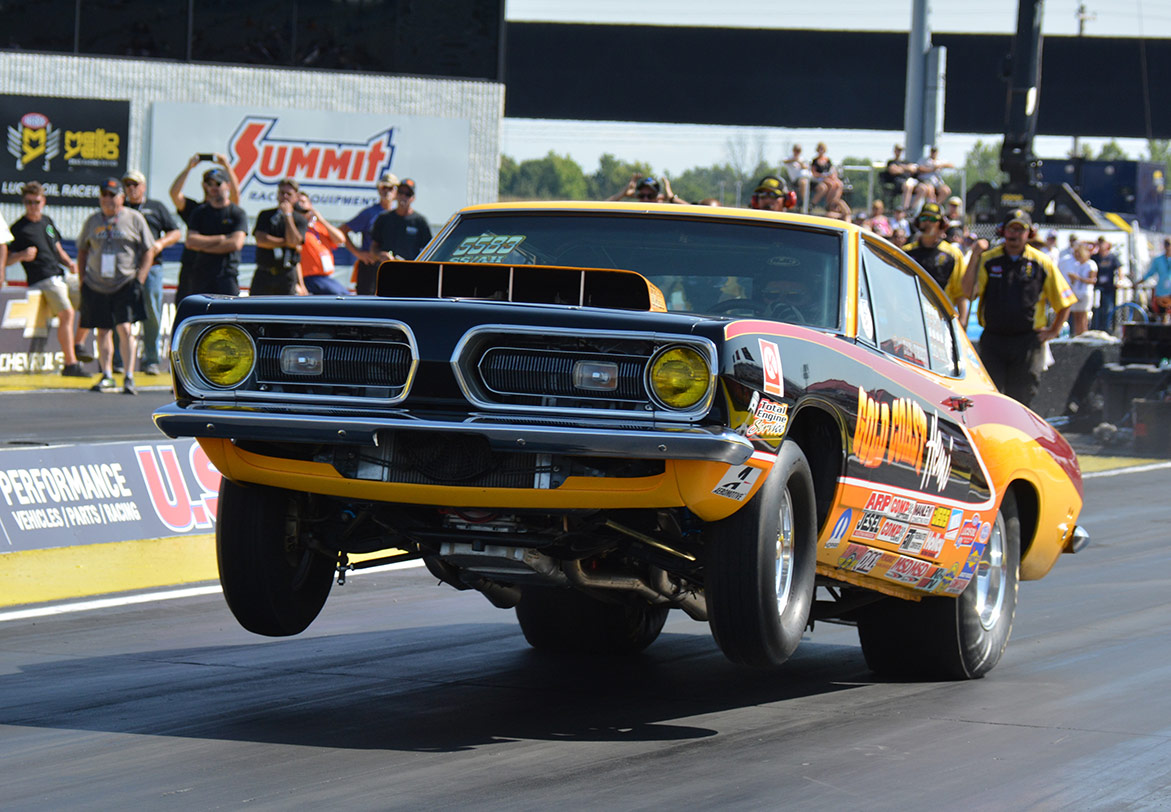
704,441,818,667
857,489,1021,679
217,480,335,636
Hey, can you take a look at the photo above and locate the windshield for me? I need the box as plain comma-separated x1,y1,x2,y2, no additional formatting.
425,212,843,329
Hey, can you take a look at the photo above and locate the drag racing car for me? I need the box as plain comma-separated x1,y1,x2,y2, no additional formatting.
154,201,1088,678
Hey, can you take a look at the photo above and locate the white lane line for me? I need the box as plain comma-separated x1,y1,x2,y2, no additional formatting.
0,559,426,623
1084,461,1171,479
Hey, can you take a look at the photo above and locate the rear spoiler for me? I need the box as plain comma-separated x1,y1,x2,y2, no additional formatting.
375,260,667,312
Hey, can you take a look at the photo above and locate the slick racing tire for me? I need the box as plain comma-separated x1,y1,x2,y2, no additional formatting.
705,441,818,668
515,587,668,655
216,479,334,637
857,490,1021,680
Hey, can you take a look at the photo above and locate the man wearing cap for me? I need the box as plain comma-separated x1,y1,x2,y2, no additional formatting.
903,202,968,320
342,172,397,295
609,174,686,204
174,166,248,302
76,179,156,394
371,178,433,267
962,209,1076,405
122,169,181,375
1089,236,1123,332
749,176,796,212
5,181,86,376
251,177,307,296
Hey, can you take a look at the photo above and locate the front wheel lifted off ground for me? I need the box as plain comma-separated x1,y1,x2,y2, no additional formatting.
704,441,818,668
217,479,335,636
857,489,1021,679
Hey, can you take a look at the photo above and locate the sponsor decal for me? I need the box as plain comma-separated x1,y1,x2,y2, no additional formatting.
899,527,928,554
230,117,393,192
944,507,965,541
835,543,868,570
712,464,763,501
922,531,945,558
944,572,974,595
920,411,954,493
979,521,992,542
885,556,935,584
931,505,952,529
876,517,908,544
1,95,129,203
759,339,783,396
852,547,887,574
910,502,936,526
851,511,881,541
449,234,526,264
956,514,982,547
918,565,949,591
748,399,789,438
826,508,852,549
958,540,989,580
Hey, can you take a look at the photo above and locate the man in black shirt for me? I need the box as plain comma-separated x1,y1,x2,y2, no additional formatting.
6,181,86,376
902,202,968,321
251,178,307,296
1089,236,1123,332
371,178,433,267
123,170,182,374
175,168,248,303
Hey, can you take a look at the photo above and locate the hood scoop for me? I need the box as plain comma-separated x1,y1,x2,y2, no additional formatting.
376,260,666,312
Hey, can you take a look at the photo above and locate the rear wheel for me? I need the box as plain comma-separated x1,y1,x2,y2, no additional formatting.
857,490,1020,679
217,480,335,636
515,587,668,655
704,442,818,667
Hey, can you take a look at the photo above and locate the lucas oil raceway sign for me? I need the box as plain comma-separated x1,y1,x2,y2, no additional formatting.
147,103,471,226
0,438,220,554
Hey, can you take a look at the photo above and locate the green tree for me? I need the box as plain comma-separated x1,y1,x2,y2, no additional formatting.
1097,140,1129,161
962,139,1005,187
498,152,589,201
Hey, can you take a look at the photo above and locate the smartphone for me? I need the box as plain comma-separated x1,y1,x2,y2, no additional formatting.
198,153,215,161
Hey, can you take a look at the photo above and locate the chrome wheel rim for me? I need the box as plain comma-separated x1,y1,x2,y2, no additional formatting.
974,514,1006,630
775,487,795,613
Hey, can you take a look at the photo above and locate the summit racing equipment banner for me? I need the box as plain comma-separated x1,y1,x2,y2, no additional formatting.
148,102,471,227
0,438,220,553
1,94,130,204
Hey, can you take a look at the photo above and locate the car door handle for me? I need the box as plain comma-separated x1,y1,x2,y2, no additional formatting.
943,396,973,412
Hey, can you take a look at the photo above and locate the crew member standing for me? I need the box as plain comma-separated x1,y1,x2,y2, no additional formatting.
962,209,1076,406
902,202,967,321
342,172,397,295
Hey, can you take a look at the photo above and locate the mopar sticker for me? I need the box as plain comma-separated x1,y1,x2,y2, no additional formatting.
826,508,852,549
712,464,763,501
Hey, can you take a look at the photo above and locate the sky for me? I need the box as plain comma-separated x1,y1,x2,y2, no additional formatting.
500,0,1171,177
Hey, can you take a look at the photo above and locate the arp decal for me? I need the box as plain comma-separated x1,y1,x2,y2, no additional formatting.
748,399,789,438
826,508,852,549
862,490,913,521
711,464,763,501
851,511,881,541
759,339,783,397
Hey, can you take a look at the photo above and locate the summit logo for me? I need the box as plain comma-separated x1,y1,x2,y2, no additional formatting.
228,117,394,189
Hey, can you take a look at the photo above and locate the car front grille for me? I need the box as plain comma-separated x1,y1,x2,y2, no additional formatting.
256,339,412,389
479,347,647,402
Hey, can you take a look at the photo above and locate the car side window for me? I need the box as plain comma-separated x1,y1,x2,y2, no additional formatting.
860,241,930,369
919,276,960,376
856,252,876,345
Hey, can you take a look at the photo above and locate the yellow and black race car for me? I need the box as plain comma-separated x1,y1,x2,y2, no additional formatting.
155,202,1087,678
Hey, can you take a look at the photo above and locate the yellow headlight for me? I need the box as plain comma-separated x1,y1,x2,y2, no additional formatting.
648,346,711,410
195,325,255,388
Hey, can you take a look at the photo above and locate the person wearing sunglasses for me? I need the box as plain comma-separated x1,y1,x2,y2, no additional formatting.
174,166,248,303
902,201,967,321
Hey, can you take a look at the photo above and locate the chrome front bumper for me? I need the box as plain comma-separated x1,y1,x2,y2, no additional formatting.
153,403,755,464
